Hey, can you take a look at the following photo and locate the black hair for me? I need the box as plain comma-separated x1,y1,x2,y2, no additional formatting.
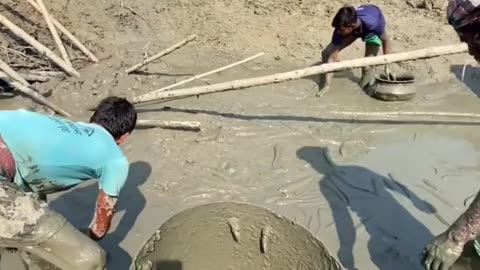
332,6,358,28
90,96,137,139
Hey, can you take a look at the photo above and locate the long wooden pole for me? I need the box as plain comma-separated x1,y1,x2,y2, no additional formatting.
0,59,71,117
133,43,469,104
35,0,71,66
0,62,31,87
0,13,80,77
136,120,201,131
328,110,480,119
125,34,197,74
25,0,99,63
0,72,50,82
136,52,265,99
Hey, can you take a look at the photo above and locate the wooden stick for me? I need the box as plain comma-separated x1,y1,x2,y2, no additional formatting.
25,0,99,63
0,59,71,117
0,13,80,77
133,43,469,103
35,0,71,66
137,53,265,99
0,62,31,87
0,72,49,82
136,119,201,131
328,110,480,119
29,70,65,77
125,34,197,74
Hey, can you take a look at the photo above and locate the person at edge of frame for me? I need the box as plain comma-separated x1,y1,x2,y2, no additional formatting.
422,1,480,270
0,96,137,270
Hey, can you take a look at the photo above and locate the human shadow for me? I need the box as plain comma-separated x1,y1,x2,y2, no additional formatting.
134,105,480,126
451,65,480,98
297,146,434,270
155,260,183,270
49,161,151,270
130,70,194,77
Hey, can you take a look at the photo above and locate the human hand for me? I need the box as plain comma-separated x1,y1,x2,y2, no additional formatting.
421,232,463,270
360,67,376,95
316,84,330,98
384,65,396,81
87,228,102,241
80,227,101,241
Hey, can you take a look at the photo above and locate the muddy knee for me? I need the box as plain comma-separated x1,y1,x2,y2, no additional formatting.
33,221,107,270
75,247,106,270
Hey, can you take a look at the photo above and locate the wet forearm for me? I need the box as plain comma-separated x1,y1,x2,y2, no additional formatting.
381,34,392,55
448,190,480,247
89,191,117,240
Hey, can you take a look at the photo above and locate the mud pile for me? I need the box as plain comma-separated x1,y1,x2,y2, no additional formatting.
132,202,342,270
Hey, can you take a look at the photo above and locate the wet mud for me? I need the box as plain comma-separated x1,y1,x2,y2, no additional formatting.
132,202,343,270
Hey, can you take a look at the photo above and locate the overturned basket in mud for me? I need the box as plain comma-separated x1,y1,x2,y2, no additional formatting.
131,202,343,270
372,73,416,102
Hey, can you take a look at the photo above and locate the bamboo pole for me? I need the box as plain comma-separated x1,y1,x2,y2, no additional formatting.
0,62,31,87
29,70,65,77
25,0,99,63
125,34,197,74
133,43,469,104
0,72,50,82
137,52,265,99
328,110,480,119
136,119,201,131
0,59,71,117
0,13,80,77
35,0,71,66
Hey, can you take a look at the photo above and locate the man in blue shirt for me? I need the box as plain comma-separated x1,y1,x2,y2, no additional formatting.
318,5,395,96
0,96,137,270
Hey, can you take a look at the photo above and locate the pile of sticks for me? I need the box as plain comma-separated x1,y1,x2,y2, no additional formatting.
0,0,98,117
121,33,267,131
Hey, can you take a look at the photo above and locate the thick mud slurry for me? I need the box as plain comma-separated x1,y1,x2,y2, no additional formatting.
132,202,342,270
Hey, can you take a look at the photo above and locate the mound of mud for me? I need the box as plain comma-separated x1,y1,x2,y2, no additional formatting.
132,202,342,270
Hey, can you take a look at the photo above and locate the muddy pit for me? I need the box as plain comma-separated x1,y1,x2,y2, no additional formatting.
132,202,342,270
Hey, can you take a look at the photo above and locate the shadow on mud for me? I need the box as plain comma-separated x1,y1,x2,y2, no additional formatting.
297,146,433,270
155,260,183,270
451,65,480,97
49,161,152,270
138,106,480,126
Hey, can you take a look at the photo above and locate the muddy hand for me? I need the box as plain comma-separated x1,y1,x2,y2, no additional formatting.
316,83,330,98
384,65,396,81
421,232,463,270
360,67,376,96
316,73,331,98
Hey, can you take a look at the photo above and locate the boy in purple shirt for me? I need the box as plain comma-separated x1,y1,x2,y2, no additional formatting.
318,5,395,96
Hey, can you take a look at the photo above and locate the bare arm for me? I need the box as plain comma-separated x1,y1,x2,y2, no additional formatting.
380,32,392,55
320,37,356,90
88,190,118,240
447,190,480,249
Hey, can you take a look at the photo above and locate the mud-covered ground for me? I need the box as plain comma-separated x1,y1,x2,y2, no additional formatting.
1,0,480,269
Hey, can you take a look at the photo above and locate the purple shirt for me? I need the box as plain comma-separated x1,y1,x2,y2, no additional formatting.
332,5,386,46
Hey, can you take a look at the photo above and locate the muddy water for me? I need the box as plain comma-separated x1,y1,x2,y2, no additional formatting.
41,71,480,270
132,202,342,270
